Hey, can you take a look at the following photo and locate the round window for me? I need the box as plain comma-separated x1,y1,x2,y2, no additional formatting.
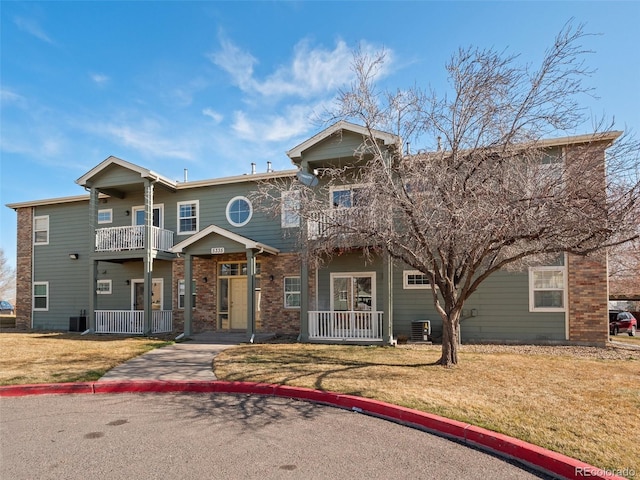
226,196,253,227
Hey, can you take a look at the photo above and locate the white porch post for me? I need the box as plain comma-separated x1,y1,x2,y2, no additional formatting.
183,253,193,337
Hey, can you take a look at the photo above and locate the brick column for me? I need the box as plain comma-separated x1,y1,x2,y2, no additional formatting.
567,252,608,346
15,207,33,329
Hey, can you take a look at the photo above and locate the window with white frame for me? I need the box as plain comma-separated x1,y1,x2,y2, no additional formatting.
178,279,197,309
330,185,366,208
403,270,432,289
226,196,253,227
529,260,566,312
33,282,49,311
177,201,199,234
96,280,112,295
33,216,49,245
284,276,301,308
281,191,300,228
97,209,113,224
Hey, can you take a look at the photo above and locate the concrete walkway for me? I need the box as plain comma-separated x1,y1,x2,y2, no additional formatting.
98,332,263,381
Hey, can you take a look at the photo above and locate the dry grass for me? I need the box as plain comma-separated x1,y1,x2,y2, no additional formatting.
610,334,640,346
215,343,640,476
0,332,172,385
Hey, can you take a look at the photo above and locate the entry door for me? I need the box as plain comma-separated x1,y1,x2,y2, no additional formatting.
132,279,163,310
230,278,248,329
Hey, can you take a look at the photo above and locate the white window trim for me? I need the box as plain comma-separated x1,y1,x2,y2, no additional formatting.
132,204,164,228
177,200,199,234
329,271,376,311
33,281,49,311
329,184,367,209
226,196,253,227
33,215,49,245
281,191,300,228
529,265,567,312
284,276,301,309
96,279,112,295
178,279,196,309
403,270,433,289
97,209,113,224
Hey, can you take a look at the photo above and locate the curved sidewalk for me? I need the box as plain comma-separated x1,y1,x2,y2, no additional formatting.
0,333,626,480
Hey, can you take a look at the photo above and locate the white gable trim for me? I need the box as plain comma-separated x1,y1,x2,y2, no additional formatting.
171,224,280,255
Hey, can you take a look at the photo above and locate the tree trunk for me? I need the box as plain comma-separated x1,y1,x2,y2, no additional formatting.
439,311,460,367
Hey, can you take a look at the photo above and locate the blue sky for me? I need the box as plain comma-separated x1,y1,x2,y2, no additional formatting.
1,1,639,269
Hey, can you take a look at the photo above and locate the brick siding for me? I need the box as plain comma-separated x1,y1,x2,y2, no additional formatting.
567,252,608,346
14,207,33,330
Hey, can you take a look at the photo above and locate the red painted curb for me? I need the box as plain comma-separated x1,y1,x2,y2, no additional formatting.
0,380,627,480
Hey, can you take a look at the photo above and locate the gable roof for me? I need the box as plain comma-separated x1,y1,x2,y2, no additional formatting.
75,156,177,190
286,121,399,161
171,224,280,255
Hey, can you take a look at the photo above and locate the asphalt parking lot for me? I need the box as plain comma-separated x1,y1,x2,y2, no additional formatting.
0,392,555,480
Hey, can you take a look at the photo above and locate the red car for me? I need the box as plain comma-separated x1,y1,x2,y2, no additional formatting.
609,311,637,336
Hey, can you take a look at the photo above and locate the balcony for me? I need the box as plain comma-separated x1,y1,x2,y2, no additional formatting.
95,225,174,252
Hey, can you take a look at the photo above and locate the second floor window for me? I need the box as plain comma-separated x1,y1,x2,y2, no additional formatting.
97,209,113,224
281,191,300,228
331,185,366,208
34,216,49,245
178,201,199,234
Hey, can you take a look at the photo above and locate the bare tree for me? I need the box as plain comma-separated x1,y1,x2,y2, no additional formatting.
257,22,640,366
0,248,16,304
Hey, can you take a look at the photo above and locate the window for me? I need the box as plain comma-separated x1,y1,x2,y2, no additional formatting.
178,279,196,309
96,280,112,295
226,196,252,227
330,185,366,208
403,270,432,289
177,201,199,234
97,209,113,224
33,282,49,311
330,272,375,311
281,191,300,228
529,260,566,312
34,216,49,245
133,204,163,228
284,276,301,308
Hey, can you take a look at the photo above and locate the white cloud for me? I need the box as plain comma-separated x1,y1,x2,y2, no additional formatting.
99,122,195,161
90,73,110,86
208,37,258,92
202,108,223,123
209,36,387,100
0,88,26,106
231,101,328,142
13,16,53,44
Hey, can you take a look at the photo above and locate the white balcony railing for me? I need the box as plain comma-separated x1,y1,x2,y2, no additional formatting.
307,208,382,240
95,310,173,334
95,226,174,252
308,311,383,341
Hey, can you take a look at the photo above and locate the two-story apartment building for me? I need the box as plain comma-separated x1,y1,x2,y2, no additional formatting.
7,121,619,346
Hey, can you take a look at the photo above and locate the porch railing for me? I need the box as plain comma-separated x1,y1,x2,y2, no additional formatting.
308,311,383,341
95,310,173,334
95,226,174,252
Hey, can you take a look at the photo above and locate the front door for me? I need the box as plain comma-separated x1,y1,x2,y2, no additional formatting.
132,279,163,310
229,278,247,329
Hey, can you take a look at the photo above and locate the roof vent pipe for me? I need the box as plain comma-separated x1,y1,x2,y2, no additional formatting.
184,168,188,182
251,162,256,174
267,161,273,173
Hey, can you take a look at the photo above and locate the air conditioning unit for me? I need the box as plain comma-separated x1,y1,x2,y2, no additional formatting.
411,320,431,342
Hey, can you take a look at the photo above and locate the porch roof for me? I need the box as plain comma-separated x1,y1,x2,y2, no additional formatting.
171,224,280,255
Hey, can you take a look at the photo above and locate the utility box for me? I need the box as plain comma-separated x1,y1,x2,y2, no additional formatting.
69,316,87,332
411,320,431,342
